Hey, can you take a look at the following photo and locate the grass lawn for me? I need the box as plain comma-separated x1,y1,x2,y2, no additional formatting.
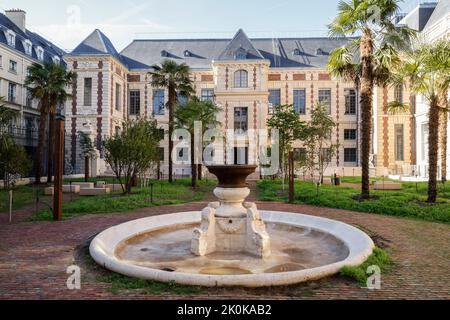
257,179,450,224
0,186,43,214
31,179,216,221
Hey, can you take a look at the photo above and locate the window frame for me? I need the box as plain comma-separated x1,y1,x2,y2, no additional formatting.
201,89,215,102
344,89,357,115
83,78,92,106
115,83,121,111
293,89,306,114
318,89,332,114
234,107,248,134
344,129,357,140
129,90,141,116
8,82,17,103
344,148,357,163
234,70,248,88
153,90,165,115
395,124,404,161
9,60,17,73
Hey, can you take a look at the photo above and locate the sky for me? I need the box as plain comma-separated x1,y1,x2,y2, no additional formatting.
1,0,421,52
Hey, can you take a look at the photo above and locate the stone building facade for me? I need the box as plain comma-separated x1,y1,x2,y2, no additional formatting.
65,28,415,178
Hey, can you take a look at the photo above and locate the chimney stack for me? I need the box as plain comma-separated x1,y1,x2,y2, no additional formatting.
5,9,26,33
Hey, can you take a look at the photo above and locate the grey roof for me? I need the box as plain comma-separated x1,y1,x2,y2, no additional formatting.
424,0,450,30
217,29,264,60
70,29,123,62
119,30,350,70
0,12,66,65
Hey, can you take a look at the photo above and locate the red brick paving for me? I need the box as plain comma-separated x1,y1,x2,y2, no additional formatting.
0,198,449,300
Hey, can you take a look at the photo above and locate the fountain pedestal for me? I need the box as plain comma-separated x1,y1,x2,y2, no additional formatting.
191,166,271,258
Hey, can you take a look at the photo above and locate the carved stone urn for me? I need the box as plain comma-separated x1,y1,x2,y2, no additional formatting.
191,165,271,258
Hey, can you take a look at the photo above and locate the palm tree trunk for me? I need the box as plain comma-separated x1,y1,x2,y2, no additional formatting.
190,131,197,188
84,156,90,182
428,96,440,203
35,108,48,184
47,111,55,184
168,86,176,183
359,30,374,199
198,164,203,181
439,93,448,183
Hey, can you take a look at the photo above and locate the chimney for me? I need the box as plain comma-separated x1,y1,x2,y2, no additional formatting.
5,9,26,33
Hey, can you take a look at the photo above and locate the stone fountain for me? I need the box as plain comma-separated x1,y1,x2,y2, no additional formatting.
90,165,375,287
191,165,270,258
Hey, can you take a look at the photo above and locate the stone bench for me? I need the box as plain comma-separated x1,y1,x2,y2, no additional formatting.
72,182,95,189
79,188,111,196
44,185,81,196
105,184,124,192
373,181,402,190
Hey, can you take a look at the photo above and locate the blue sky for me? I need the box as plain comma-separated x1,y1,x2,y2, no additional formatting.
1,0,419,51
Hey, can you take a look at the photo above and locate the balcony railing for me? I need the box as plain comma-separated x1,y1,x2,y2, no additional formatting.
0,125,40,147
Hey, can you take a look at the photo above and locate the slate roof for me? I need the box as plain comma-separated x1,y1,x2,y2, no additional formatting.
424,0,450,31
119,32,350,70
70,29,123,62
0,11,65,65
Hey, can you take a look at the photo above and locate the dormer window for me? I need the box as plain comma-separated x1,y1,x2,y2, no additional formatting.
6,30,16,47
23,40,33,56
52,56,61,65
292,48,301,56
184,50,191,57
161,50,169,57
235,47,247,60
36,46,44,61
316,48,327,55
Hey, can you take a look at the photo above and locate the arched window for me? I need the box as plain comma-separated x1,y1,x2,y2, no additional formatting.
234,70,248,88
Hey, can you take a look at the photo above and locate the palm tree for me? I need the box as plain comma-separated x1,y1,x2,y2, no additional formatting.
149,60,194,183
391,40,450,203
440,92,448,183
25,62,76,184
328,0,415,199
175,97,222,188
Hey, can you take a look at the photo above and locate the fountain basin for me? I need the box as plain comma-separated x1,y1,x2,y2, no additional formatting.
90,211,374,287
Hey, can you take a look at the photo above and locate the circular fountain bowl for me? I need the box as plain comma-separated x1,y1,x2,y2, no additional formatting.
90,211,374,287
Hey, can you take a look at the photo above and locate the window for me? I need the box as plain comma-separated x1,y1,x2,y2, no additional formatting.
177,92,188,107
24,40,32,55
318,89,332,114
8,83,17,103
201,89,214,102
6,31,15,47
344,148,357,163
421,123,429,162
83,78,92,106
293,89,306,114
395,124,404,161
234,147,249,165
234,70,248,88
153,90,165,115
9,60,17,73
269,89,281,108
178,148,189,162
294,148,307,162
36,46,44,61
394,84,403,104
129,90,140,115
158,148,165,162
344,129,357,140
235,48,247,60
0,55,2,68
52,56,60,65
234,107,248,133
115,84,121,111
345,89,356,115
26,89,33,108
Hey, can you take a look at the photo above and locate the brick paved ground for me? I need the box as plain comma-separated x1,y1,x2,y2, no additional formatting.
0,190,449,300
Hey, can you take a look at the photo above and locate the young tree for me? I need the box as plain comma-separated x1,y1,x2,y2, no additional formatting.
78,132,97,182
390,40,450,203
267,104,305,181
104,118,161,194
150,60,194,183
328,0,416,199
0,101,32,189
175,97,222,188
439,93,448,183
300,103,339,186
25,62,76,184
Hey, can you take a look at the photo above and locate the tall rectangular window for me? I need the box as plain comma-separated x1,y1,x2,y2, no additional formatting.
293,89,306,114
344,129,357,140
421,124,429,161
115,83,121,111
9,60,17,72
395,124,404,161
344,89,356,115
344,148,357,163
234,107,248,133
318,89,332,114
394,84,403,104
129,90,140,116
83,78,92,106
26,88,33,108
153,90,165,115
294,148,307,162
269,89,281,114
177,92,188,107
8,83,17,103
201,89,214,102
